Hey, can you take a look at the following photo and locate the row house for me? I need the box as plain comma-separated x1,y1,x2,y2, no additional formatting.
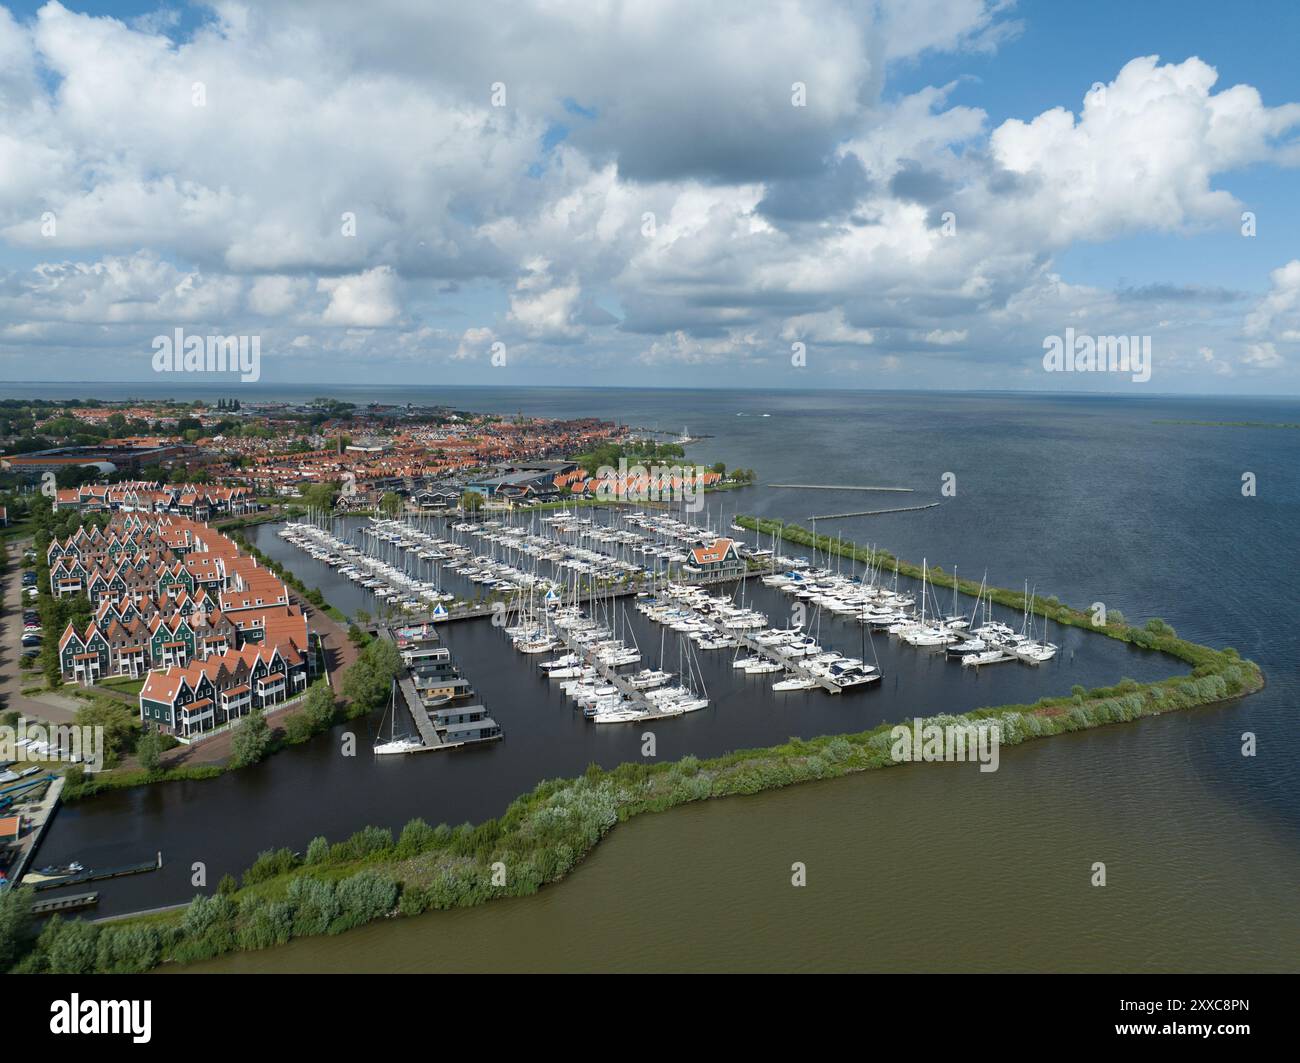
58,605,242,685
58,623,111,685
53,482,257,517
139,642,309,737
50,512,306,686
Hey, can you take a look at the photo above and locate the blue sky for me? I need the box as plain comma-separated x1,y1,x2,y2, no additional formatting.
1,1,1298,392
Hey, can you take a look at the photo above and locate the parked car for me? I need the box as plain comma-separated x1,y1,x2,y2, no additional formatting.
21,635,43,647
21,572,37,586
21,646,40,658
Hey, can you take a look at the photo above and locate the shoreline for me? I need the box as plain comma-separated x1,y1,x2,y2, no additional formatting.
8,521,1263,973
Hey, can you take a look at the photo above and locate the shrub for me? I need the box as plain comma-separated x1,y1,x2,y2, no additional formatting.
288,877,339,937
330,825,393,863
331,871,399,933
396,818,438,858
95,924,161,973
236,899,294,951
242,847,299,887
40,917,100,974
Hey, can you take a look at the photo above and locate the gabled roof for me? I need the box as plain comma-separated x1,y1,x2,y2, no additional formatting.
690,537,739,566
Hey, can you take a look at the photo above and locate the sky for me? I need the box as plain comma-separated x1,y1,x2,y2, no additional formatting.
1,0,1299,393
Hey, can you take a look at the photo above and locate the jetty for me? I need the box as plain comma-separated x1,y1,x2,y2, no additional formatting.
25,851,162,891
7,773,63,888
655,596,845,694
31,891,99,915
378,627,502,752
727,626,844,693
810,503,941,520
552,626,688,720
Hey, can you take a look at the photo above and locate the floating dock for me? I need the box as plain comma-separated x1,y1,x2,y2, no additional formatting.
658,604,847,694
552,627,687,720
25,851,163,892
378,628,503,751
31,891,98,915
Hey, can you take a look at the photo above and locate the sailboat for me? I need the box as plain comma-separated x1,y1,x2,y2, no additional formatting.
1014,584,1059,664
772,673,817,691
374,680,424,755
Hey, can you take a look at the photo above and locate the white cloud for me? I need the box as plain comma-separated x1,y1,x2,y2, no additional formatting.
317,267,401,327
0,4,1297,389
1241,341,1283,369
781,309,875,346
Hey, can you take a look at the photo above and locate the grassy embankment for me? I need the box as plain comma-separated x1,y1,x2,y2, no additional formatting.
4,517,1262,973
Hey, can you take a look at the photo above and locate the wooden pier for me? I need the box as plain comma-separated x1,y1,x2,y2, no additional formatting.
552,627,680,719
31,891,98,915
378,627,505,751
396,671,444,748
663,605,845,694
9,774,63,888
26,851,162,892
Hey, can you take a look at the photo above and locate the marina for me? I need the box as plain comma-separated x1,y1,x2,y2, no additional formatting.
24,385,1244,924
24,495,1201,920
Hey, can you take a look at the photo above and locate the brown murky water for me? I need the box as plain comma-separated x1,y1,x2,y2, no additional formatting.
177,711,1300,973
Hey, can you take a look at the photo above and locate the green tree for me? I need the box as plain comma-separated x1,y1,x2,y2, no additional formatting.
0,886,34,971
379,491,403,518
136,729,164,774
299,481,340,513
460,489,484,512
303,682,337,732
342,638,400,718
229,709,271,768
74,699,141,765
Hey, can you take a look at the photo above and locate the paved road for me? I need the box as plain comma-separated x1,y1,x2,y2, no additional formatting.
0,539,78,726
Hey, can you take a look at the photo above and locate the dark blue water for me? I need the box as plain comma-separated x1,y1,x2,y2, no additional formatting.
23,387,1300,931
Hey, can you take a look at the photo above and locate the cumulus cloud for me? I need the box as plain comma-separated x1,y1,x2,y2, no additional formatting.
0,3,1297,389
318,267,401,327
